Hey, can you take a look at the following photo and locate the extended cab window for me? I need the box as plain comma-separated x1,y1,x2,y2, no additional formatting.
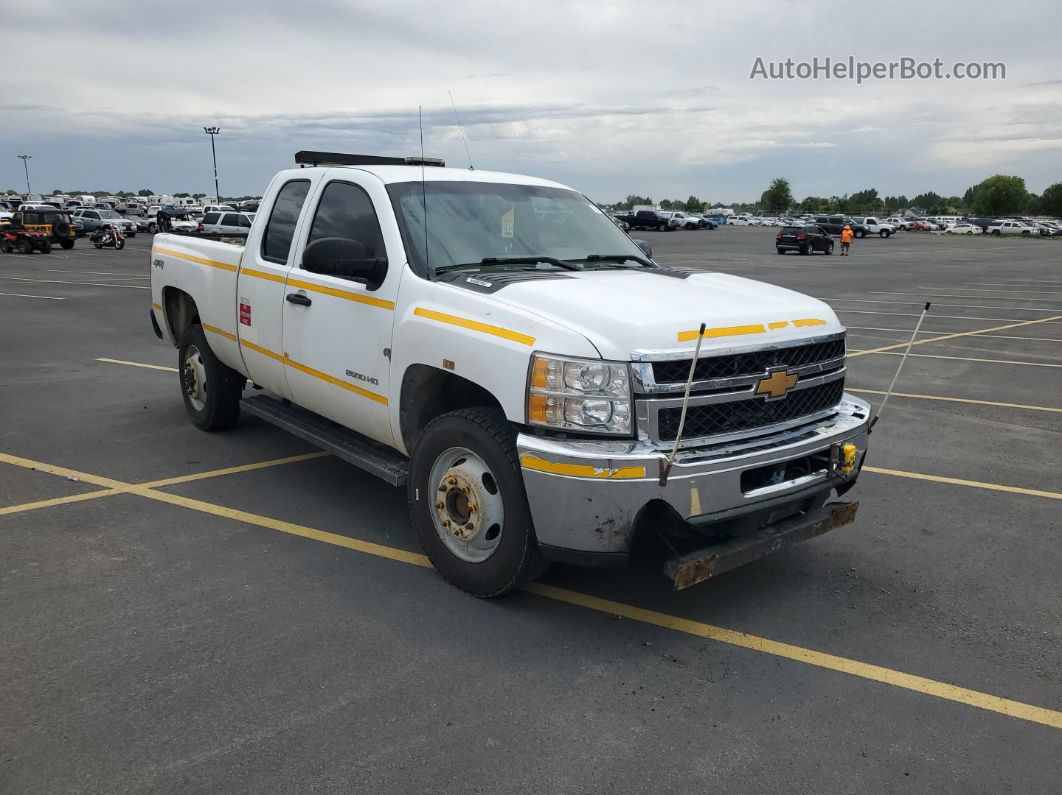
262,180,310,264
305,181,386,262
203,212,221,225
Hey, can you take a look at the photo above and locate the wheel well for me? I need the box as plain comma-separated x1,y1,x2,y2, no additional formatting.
399,365,505,453
161,287,199,345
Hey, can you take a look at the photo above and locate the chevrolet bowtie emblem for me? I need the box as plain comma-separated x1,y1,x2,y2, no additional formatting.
755,368,799,400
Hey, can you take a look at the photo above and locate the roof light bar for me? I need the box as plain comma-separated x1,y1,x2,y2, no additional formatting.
294,151,445,168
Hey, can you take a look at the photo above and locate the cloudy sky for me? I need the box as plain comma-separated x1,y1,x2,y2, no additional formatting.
3,0,1060,203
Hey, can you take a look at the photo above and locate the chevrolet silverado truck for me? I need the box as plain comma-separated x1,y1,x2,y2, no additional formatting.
149,151,871,597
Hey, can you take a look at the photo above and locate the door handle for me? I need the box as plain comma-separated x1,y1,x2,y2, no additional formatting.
286,293,312,307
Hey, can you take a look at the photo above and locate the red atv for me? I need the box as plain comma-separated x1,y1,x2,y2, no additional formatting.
1,227,52,254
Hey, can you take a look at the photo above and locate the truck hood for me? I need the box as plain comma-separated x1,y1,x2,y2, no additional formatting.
480,269,843,359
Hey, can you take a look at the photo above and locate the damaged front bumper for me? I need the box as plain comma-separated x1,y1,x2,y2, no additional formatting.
516,394,871,573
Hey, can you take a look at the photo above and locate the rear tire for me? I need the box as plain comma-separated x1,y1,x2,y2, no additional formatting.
148,222,157,233
178,324,244,431
40,240,52,254
992,229,1001,236
776,248,785,255
800,244,810,255
408,407,545,597
115,239,125,250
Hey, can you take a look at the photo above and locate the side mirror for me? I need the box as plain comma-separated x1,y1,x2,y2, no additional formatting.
302,237,387,288
634,239,653,259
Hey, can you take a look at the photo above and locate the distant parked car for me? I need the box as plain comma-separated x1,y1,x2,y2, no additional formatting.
71,208,137,236
201,204,236,214
668,211,704,230
619,210,679,231
848,216,895,238
945,222,983,235
776,225,834,255
986,220,1035,236
201,211,254,235
813,215,870,238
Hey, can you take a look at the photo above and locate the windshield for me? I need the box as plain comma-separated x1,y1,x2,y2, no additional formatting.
387,181,648,273
99,210,121,219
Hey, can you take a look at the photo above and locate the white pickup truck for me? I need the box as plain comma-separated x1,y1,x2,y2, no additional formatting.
149,151,871,596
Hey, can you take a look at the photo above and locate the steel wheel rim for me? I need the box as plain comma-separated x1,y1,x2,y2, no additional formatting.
182,345,207,411
428,446,504,564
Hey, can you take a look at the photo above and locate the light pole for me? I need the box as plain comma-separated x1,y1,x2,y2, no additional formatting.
17,154,31,195
203,127,220,203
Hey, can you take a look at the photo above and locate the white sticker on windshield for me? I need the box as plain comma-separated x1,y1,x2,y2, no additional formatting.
501,204,515,239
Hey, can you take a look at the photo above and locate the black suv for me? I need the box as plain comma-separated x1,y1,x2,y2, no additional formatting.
813,215,868,238
776,225,834,255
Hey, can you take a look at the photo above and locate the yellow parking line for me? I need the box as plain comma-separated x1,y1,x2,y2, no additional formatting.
142,452,330,488
527,584,1062,730
854,350,1062,368
830,298,1062,313
848,388,1062,414
97,357,177,372
870,290,1062,304
0,489,123,516
0,452,328,516
850,315,1062,356
863,466,1061,500
2,450,1061,729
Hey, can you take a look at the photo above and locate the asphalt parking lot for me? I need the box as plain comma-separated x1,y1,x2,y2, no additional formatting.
2,228,1060,792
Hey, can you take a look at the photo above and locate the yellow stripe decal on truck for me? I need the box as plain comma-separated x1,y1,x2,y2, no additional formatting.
285,276,396,310
520,454,646,480
154,247,238,272
677,324,766,342
414,307,536,346
202,323,237,342
676,318,830,341
152,302,162,311
238,338,388,405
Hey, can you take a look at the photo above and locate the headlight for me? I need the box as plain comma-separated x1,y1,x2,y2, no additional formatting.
526,353,633,436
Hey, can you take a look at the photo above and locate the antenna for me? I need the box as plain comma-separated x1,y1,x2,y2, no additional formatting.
870,302,931,431
448,90,475,170
419,106,430,270
659,323,706,486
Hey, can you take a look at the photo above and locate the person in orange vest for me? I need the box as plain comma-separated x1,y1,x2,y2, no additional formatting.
840,224,854,256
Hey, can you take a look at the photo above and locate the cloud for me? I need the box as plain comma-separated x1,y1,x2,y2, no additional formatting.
2,0,1061,199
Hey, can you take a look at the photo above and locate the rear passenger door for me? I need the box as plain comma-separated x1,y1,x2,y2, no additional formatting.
281,174,399,446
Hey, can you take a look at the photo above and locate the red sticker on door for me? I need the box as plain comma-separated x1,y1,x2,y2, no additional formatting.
239,299,251,326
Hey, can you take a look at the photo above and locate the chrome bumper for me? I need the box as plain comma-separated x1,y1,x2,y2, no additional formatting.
517,395,871,556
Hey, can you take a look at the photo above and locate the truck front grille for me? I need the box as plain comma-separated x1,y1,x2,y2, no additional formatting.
656,379,845,441
651,337,845,385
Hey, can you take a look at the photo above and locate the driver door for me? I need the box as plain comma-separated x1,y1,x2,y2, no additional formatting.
281,175,400,447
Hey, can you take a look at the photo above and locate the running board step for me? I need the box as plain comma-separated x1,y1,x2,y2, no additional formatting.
241,395,409,486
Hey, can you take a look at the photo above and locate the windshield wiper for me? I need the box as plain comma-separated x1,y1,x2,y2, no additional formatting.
433,256,582,275
480,256,582,271
579,253,654,268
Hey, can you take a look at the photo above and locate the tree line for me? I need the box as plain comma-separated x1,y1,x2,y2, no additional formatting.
612,175,1062,217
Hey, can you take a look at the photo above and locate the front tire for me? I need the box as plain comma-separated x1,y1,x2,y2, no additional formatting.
178,324,244,431
825,244,834,254
408,407,544,597
115,239,125,250
855,230,866,239
880,230,891,238
17,238,33,255
60,239,74,249
148,222,157,233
